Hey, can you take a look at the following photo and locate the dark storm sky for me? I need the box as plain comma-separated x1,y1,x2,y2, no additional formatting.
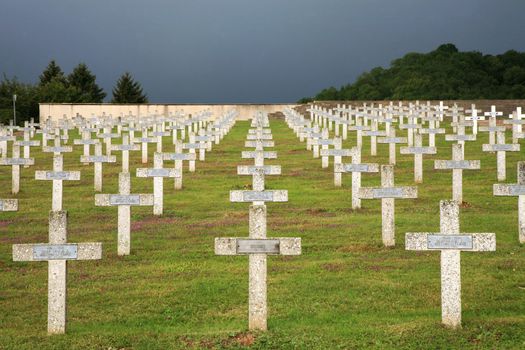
1,0,525,103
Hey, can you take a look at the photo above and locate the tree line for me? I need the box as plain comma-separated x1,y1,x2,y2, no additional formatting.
0,61,148,124
300,43,525,103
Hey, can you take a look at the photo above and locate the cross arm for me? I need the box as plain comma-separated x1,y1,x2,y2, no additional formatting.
35,171,81,181
358,186,417,199
13,243,102,261
434,160,480,170
237,165,281,176
215,237,301,255
230,190,288,203
405,232,496,251
95,194,154,206
493,184,525,196
334,163,379,173
0,199,18,211
136,168,181,178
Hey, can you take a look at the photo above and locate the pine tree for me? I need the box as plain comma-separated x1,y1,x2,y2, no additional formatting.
68,63,106,102
111,72,148,103
38,60,66,86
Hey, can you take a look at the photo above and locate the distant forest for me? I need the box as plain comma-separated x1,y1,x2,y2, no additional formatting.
300,43,525,103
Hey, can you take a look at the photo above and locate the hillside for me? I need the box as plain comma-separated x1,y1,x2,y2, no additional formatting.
303,44,525,102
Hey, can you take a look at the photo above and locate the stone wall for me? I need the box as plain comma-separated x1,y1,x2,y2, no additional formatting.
39,103,297,122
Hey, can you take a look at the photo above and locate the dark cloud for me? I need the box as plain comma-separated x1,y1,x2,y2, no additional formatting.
1,0,524,102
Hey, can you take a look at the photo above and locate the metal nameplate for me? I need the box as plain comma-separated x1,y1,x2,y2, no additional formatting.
345,164,371,172
243,191,274,201
509,185,525,195
46,171,72,180
90,156,108,162
445,160,471,168
427,235,473,250
109,195,141,205
148,169,171,177
33,244,78,260
5,159,28,165
115,145,136,151
492,145,517,151
237,239,280,254
372,188,404,198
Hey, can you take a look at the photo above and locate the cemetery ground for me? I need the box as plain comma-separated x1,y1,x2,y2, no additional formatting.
0,115,524,349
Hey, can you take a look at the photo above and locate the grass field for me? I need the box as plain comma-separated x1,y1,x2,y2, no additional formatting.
0,115,524,349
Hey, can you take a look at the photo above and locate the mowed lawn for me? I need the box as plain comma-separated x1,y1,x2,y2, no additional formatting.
0,115,524,349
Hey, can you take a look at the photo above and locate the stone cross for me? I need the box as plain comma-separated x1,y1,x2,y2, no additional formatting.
493,161,525,243
151,127,170,153
434,144,480,203
362,124,385,156
110,134,140,173
0,129,15,159
80,143,116,191
405,200,496,328
216,189,301,331
241,150,278,167
137,152,180,215
194,130,212,161
43,136,73,155
97,127,120,156
35,155,81,211
399,116,421,147
134,129,156,164
480,105,504,145
95,172,154,255
334,147,379,209
162,141,196,189
184,133,208,172
377,129,407,165
420,122,445,148
0,198,18,212
12,210,102,334
0,143,35,194
400,133,437,183
465,106,484,135
315,137,337,168
482,131,519,181
505,107,525,144
16,122,40,168
359,165,417,246
74,130,100,166
237,165,281,195
320,139,353,186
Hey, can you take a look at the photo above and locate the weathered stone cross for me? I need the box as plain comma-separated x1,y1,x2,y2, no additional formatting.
359,165,418,246
35,154,80,211
0,143,35,194
110,134,140,173
137,152,180,215
434,144,480,203
400,133,436,183
482,131,520,181
493,161,525,243
320,138,353,186
465,106,484,135
377,129,407,165
405,200,496,328
216,189,301,330
12,211,102,334
95,172,154,255
335,146,379,209
80,143,117,191
162,140,196,189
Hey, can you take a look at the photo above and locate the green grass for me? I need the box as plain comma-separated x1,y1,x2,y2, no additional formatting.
0,116,524,349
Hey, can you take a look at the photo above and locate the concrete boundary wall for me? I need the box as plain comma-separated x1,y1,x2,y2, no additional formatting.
39,103,297,122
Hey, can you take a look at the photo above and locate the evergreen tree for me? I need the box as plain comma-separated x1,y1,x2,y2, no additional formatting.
111,72,148,103
68,63,106,102
38,60,66,86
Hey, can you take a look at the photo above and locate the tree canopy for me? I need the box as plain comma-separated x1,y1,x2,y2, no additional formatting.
302,43,525,102
111,72,148,103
